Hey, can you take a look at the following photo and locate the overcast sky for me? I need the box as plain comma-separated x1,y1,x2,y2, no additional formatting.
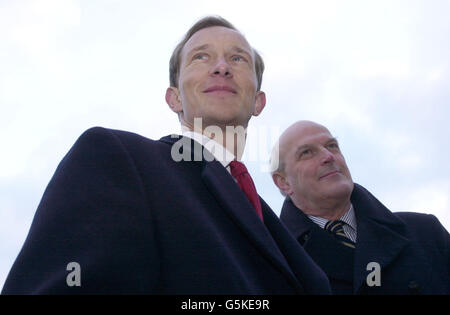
1,0,449,289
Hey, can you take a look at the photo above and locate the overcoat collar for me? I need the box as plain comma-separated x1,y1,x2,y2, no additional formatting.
160,135,304,293
280,183,411,293
350,184,410,293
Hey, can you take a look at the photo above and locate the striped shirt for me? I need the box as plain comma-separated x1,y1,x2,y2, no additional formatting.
308,204,357,243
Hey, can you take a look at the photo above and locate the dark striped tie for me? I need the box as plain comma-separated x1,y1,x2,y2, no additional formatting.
324,220,356,249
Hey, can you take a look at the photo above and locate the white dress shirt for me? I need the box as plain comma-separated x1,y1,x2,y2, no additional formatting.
181,129,235,173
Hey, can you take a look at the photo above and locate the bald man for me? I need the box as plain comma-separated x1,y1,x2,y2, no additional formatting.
271,120,450,295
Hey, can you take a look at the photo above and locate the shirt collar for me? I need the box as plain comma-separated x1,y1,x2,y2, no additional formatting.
340,204,357,231
308,204,357,231
181,129,235,168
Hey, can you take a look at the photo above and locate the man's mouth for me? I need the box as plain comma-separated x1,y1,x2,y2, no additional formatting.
203,85,237,94
319,170,340,180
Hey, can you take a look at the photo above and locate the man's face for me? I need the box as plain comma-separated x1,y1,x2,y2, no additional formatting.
279,123,354,208
168,26,265,129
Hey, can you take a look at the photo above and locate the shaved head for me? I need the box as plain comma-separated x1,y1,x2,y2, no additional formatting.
272,120,354,218
278,121,331,172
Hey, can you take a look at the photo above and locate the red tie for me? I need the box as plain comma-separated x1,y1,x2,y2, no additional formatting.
229,161,264,222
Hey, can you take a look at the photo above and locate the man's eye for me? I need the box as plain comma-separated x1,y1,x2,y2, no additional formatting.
299,150,312,158
231,55,247,62
327,143,339,149
193,54,208,61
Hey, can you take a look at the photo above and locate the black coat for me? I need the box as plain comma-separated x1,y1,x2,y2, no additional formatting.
280,183,450,294
280,184,450,294
2,127,331,294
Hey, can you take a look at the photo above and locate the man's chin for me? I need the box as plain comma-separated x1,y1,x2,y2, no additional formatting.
324,181,354,198
201,115,249,129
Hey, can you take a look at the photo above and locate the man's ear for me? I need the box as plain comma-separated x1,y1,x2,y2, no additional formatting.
165,87,182,114
272,172,293,196
252,90,266,116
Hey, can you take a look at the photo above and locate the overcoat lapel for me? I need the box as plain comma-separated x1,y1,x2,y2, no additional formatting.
160,135,302,292
304,227,354,283
351,184,410,293
201,159,302,292
281,199,353,283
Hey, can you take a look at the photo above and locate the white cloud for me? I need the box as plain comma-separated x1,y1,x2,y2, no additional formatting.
3,0,80,68
354,59,412,79
381,179,450,229
426,65,447,83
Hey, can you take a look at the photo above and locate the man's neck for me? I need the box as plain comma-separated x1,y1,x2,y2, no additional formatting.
292,197,352,221
181,123,247,160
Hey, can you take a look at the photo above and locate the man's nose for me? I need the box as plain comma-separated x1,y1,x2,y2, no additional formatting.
210,58,232,78
321,148,335,164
